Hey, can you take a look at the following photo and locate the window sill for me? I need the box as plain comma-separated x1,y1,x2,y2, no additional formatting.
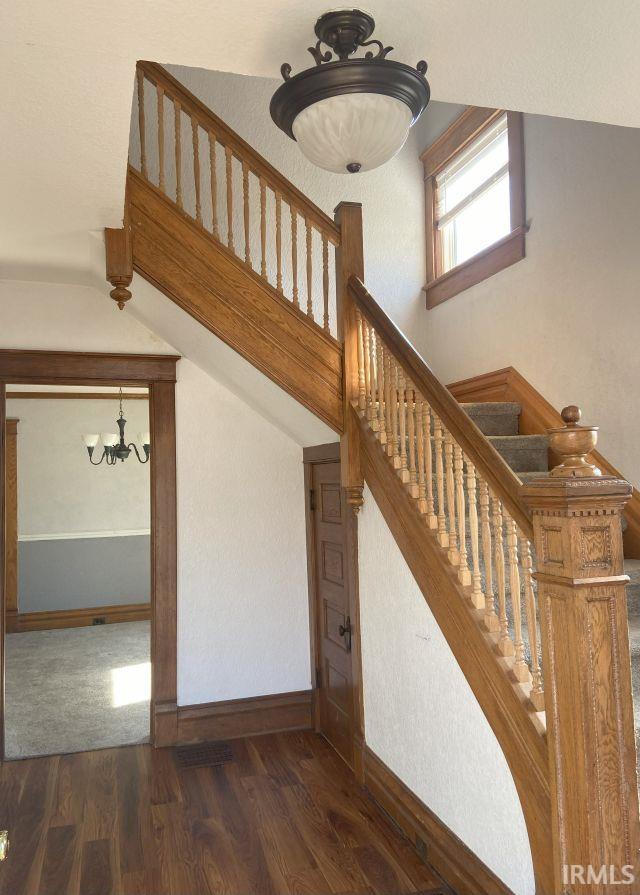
424,226,526,310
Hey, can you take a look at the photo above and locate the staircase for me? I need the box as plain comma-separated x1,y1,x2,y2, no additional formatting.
462,400,640,773
118,60,640,894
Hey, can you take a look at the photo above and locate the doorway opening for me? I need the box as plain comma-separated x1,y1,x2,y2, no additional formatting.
4,384,151,758
0,349,179,760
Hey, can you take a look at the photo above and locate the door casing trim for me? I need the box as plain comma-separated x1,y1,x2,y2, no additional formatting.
0,349,180,756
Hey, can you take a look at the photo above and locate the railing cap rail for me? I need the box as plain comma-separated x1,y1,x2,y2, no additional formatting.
137,61,341,245
348,274,533,538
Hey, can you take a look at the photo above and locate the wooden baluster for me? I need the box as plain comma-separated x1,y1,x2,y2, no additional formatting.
275,193,283,293
491,495,514,656
423,404,437,528
433,417,448,548
209,133,219,240
375,333,386,444
519,534,545,711
322,236,330,332
406,382,418,498
466,460,484,608
174,99,182,209
505,515,530,683
444,431,459,564
368,324,377,425
242,160,251,266
416,395,426,510
306,221,313,320
260,178,267,279
390,355,400,469
479,479,499,631
396,366,407,476
137,69,148,179
156,83,165,192
191,117,202,224
225,146,233,251
454,445,470,584
356,311,366,414
383,345,393,456
291,208,299,308
362,318,371,420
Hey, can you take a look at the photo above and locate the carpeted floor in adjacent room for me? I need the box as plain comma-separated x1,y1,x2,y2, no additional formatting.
4,620,150,760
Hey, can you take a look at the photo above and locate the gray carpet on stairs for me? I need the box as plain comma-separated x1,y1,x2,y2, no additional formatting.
4,621,151,759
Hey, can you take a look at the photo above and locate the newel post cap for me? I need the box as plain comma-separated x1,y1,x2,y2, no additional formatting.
547,405,601,478
521,475,632,515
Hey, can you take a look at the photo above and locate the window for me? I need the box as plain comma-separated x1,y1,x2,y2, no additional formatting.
421,108,526,308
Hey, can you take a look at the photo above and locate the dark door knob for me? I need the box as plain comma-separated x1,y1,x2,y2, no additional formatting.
338,617,352,652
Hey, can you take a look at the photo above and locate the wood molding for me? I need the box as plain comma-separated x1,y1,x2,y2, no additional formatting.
424,226,525,309
6,391,148,401
128,168,343,433
14,602,151,632
0,384,5,758
0,350,178,757
357,410,553,894
421,108,526,307
175,690,313,745
4,420,18,634
363,746,514,895
448,366,640,558
0,350,179,385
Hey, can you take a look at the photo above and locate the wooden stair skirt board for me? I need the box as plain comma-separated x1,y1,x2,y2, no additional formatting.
174,689,313,744
364,748,514,895
10,602,151,632
448,366,640,558
127,169,343,434
357,412,554,894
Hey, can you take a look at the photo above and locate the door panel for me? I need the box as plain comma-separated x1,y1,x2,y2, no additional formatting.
311,460,355,766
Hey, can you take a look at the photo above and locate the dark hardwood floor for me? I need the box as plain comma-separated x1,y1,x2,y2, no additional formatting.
0,731,448,895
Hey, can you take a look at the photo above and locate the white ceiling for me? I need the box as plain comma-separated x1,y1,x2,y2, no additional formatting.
3,0,640,283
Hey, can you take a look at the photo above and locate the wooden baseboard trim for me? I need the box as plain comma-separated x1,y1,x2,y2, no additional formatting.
363,746,514,895
448,365,640,558
173,689,314,746
14,602,151,632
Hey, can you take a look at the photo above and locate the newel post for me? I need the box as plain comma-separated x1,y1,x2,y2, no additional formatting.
105,225,133,309
334,201,366,780
522,407,640,893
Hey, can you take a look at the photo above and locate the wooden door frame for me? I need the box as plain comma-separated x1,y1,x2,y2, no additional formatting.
303,441,364,773
0,349,180,757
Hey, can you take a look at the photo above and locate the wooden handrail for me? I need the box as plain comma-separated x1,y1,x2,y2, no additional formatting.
348,275,533,538
137,61,341,245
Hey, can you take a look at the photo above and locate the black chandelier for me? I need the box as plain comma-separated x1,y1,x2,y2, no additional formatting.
82,389,150,466
270,9,430,174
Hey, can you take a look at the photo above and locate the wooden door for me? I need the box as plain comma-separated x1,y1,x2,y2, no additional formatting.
307,451,355,767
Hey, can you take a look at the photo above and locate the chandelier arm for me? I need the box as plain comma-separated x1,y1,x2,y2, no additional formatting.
87,448,107,466
128,443,150,464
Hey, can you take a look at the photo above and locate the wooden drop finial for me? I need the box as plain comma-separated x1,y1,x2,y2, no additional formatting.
105,226,133,310
548,405,601,477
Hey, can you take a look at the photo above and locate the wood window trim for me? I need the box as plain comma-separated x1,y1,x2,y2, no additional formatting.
0,349,180,756
421,107,526,309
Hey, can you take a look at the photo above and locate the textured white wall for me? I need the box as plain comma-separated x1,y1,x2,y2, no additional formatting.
7,397,150,537
417,110,640,489
175,360,310,704
359,485,535,894
1,282,311,705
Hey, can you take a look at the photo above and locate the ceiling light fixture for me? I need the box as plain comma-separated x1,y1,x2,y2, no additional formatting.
270,9,430,174
82,389,150,466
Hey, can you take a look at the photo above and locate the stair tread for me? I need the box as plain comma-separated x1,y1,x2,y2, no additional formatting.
461,402,522,414
487,434,549,448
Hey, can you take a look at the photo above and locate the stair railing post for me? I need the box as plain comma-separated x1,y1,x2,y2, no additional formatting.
334,201,365,782
522,406,640,893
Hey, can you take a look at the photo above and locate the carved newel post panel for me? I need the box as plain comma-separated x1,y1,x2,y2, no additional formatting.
522,407,640,893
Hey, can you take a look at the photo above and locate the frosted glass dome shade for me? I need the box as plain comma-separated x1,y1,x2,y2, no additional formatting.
292,93,412,174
